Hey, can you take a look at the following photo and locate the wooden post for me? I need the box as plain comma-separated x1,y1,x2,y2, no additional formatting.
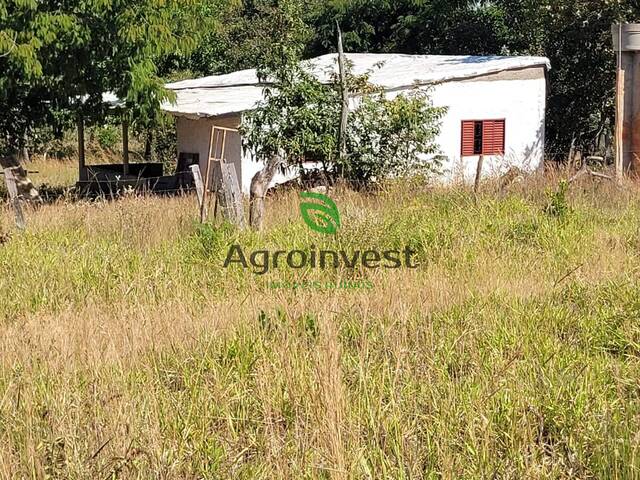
200,127,218,223
474,155,484,194
616,24,625,179
616,70,624,179
336,22,349,165
249,156,281,230
222,163,245,228
22,132,30,163
122,115,130,176
144,130,153,162
220,130,227,163
77,112,86,181
190,164,205,211
200,157,213,223
3,167,26,230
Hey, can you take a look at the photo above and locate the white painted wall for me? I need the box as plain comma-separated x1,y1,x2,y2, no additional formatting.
239,153,305,194
175,116,243,188
176,67,547,194
426,70,546,181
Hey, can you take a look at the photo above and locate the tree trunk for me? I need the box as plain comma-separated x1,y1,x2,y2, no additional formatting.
249,155,282,230
144,130,153,162
21,131,30,163
77,112,86,181
122,116,130,176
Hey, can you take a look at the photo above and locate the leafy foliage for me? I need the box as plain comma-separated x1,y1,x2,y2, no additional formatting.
240,55,445,187
0,0,216,154
344,90,446,185
545,180,571,219
91,125,120,151
305,0,636,157
240,66,340,168
0,1,76,152
164,0,312,78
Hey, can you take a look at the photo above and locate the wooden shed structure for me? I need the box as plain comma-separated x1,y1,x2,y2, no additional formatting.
163,53,551,193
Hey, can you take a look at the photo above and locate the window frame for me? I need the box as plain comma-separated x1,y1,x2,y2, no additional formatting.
461,119,506,157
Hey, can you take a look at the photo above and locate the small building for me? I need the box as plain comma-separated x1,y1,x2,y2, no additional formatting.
75,93,194,196
162,53,550,193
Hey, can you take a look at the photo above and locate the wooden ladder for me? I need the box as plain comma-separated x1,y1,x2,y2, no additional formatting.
198,125,245,227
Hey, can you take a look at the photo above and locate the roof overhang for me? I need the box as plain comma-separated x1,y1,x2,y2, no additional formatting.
162,53,551,119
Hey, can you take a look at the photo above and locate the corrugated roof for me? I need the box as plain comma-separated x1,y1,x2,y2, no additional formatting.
162,86,265,119
163,53,550,119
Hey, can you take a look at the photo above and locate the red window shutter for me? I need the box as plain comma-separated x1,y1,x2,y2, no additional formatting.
493,119,505,154
482,121,494,155
461,121,475,156
482,120,505,155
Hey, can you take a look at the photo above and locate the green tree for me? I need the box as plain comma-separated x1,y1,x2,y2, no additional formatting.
159,0,234,78
343,89,445,186
1,0,216,156
0,1,75,156
241,54,444,229
164,0,321,78
306,0,636,158
494,0,630,156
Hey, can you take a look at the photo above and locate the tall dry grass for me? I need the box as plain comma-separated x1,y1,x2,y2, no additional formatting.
0,172,639,478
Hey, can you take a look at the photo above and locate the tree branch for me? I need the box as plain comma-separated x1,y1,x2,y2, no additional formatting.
0,33,17,59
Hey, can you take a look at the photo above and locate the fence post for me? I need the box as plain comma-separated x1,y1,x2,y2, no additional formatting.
3,167,26,230
190,165,205,222
474,155,484,194
219,162,245,228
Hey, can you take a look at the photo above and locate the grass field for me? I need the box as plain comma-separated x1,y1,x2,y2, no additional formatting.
0,170,639,478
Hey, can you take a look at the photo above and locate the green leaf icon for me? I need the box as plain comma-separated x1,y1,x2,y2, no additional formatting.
300,192,341,235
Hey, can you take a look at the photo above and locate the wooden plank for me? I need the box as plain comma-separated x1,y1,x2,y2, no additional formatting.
4,167,18,199
616,69,625,178
337,21,349,163
77,113,86,181
201,158,213,223
219,162,245,228
190,164,205,210
208,126,217,162
4,167,26,230
207,125,238,133
220,131,227,162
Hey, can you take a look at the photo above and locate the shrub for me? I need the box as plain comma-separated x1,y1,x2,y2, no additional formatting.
545,180,570,219
92,125,120,150
241,59,446,189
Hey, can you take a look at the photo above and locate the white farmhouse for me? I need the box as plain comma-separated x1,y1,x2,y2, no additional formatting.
162,53,550,193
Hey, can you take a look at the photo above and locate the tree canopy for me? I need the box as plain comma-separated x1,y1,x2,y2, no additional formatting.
0,0,215,154
1,0,639,158
304,0,635,156
240,53,445,186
